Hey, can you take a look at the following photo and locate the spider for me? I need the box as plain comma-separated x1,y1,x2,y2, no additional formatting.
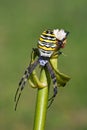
14,29,70,110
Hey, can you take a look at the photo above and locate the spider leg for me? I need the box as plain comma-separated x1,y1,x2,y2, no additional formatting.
14,58,39,110
14,69,29,102
46,61,58,108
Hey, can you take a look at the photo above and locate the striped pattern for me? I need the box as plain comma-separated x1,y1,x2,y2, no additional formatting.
46,62,58,97
14,58,39,110
38,30,58,57
46,61,58,107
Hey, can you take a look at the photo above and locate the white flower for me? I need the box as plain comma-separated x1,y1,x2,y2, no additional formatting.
53,29,67,40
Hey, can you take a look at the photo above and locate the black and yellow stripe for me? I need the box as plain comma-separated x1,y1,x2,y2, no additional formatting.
38,30,58,57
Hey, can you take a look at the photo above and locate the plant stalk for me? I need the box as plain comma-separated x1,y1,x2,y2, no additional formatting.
33,68,48,130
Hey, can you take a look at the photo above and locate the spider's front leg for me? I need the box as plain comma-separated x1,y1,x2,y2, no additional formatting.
14,56,39,110
45,61,58,108
28,48,47,88
14,48,47,110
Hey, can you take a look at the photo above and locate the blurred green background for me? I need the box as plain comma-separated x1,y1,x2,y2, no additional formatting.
0,0,87,130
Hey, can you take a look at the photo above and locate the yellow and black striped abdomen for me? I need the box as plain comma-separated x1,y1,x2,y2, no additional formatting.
38,30,58,57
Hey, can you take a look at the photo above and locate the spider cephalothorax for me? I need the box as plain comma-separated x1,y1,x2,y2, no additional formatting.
14,29,70,110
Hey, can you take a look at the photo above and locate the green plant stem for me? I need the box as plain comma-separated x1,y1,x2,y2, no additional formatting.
33,68,48,130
